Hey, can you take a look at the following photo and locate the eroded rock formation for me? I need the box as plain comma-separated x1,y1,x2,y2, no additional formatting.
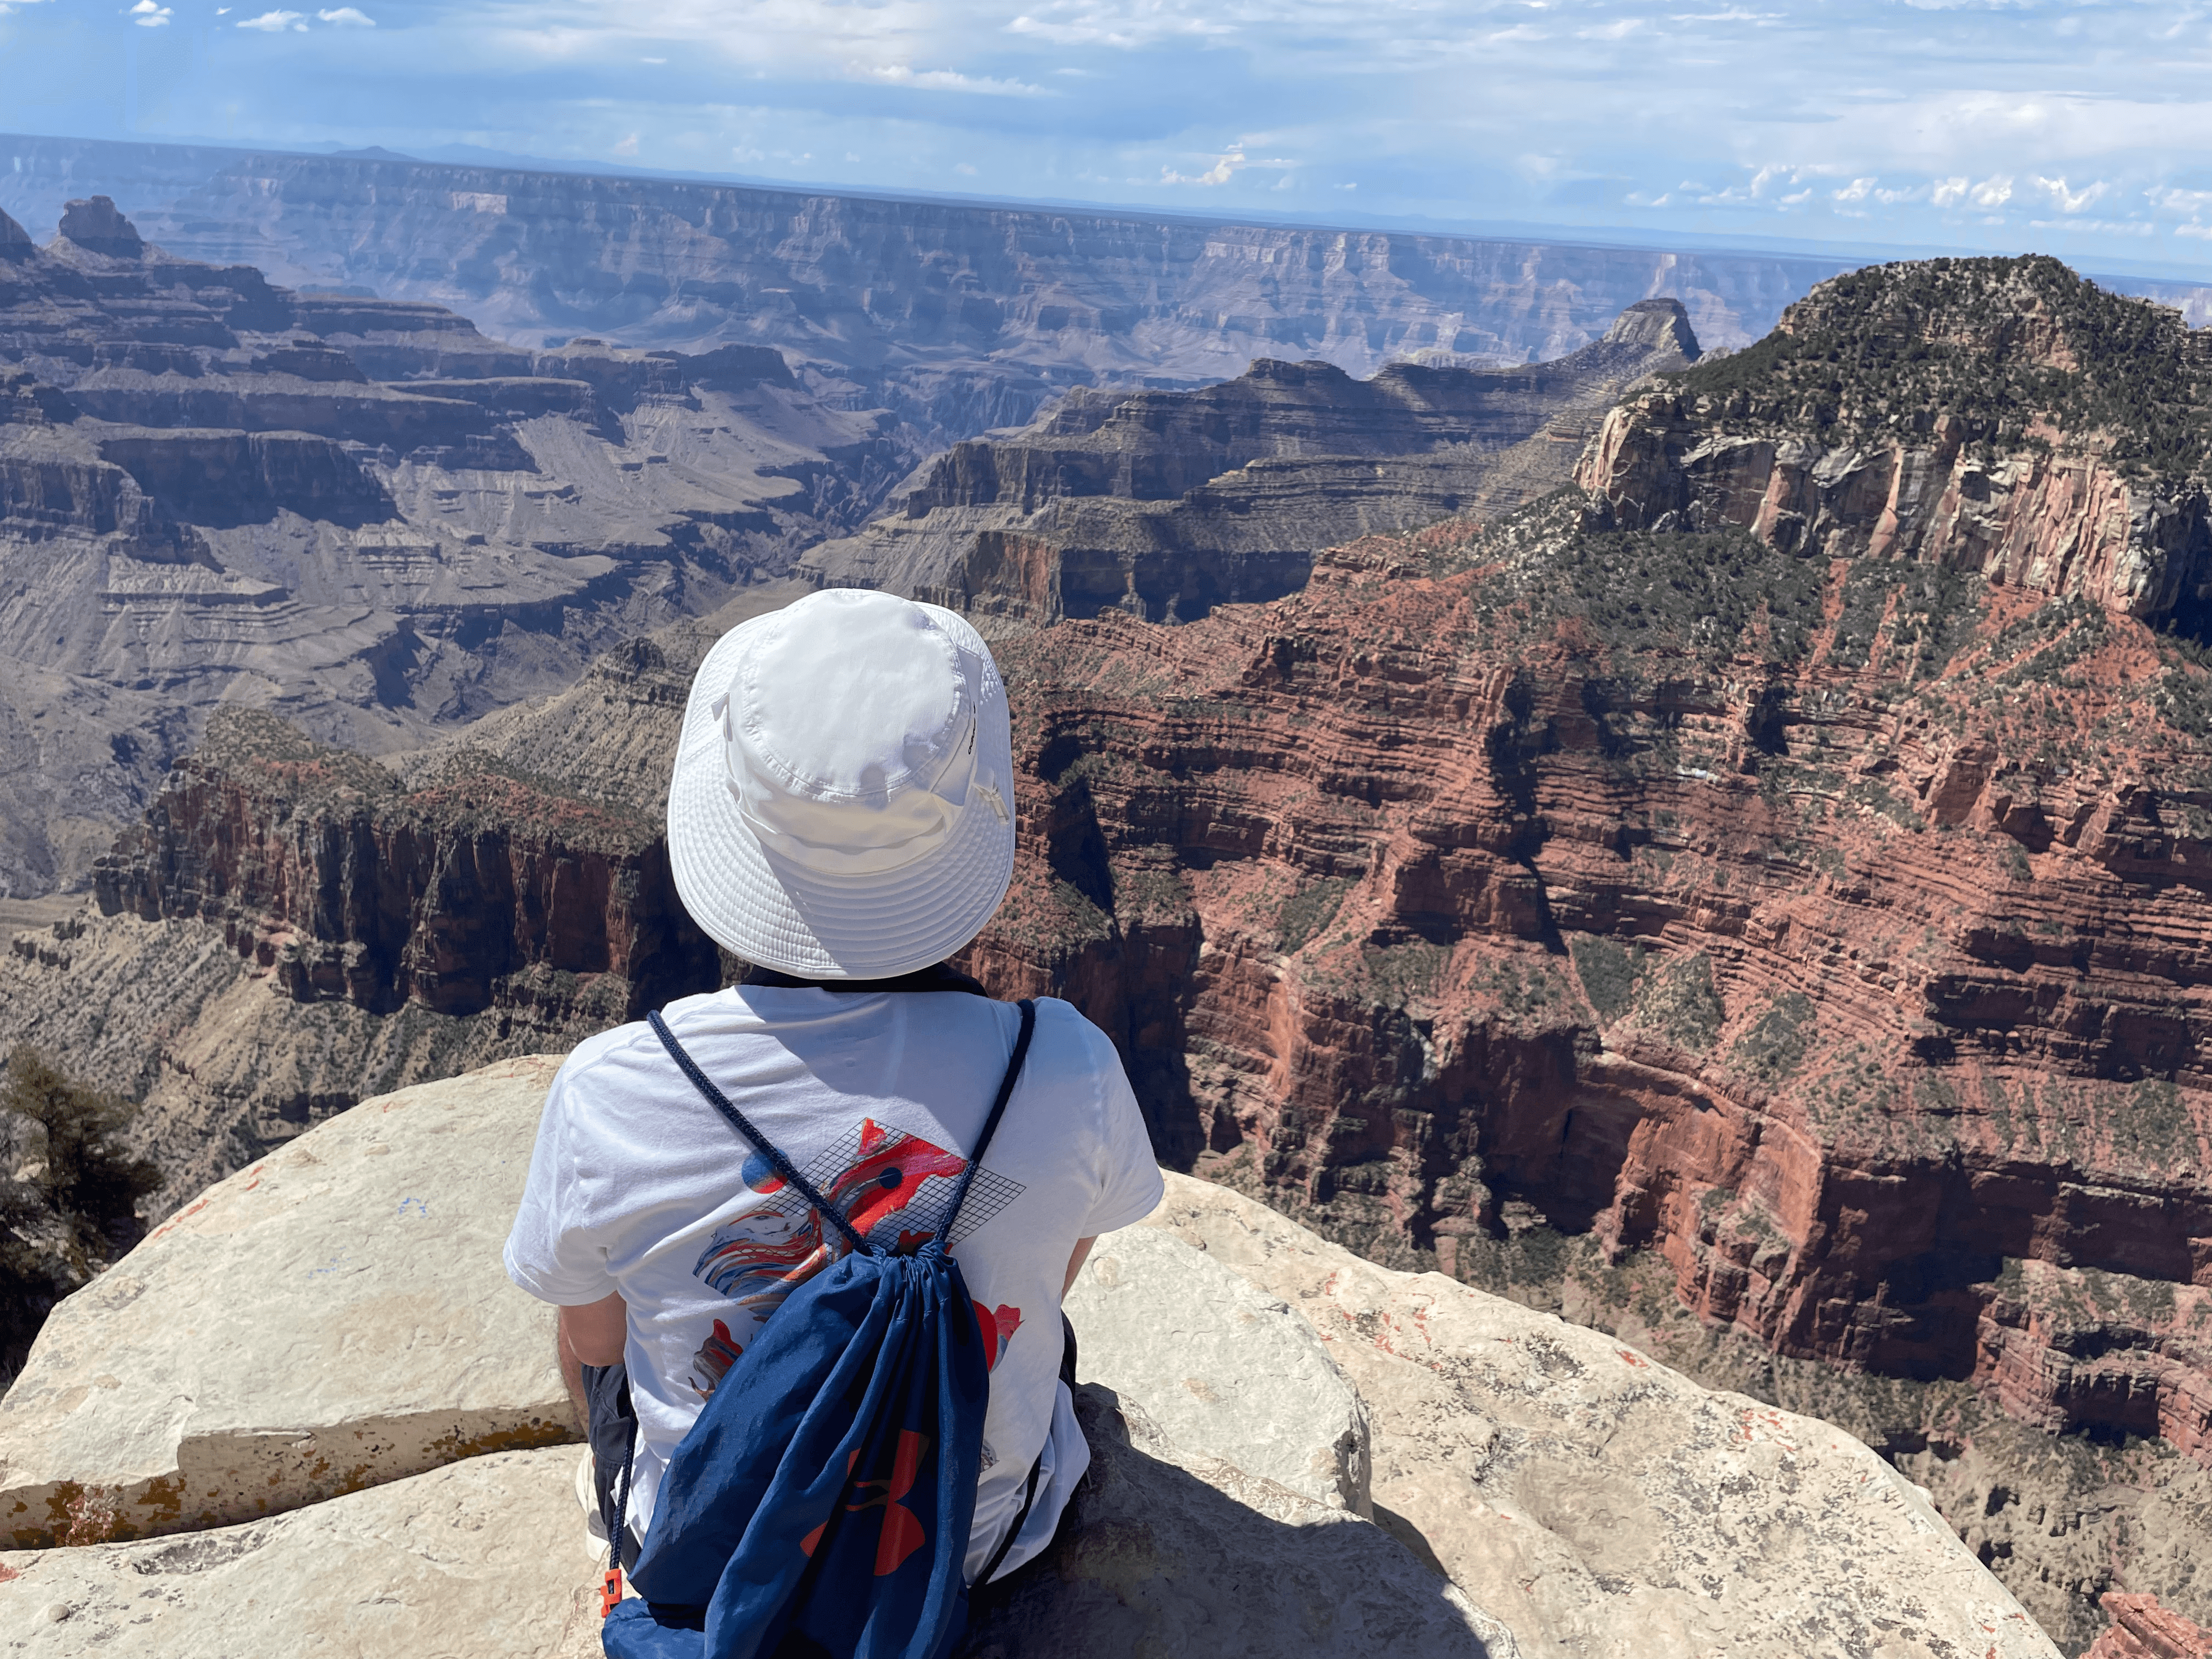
0,198,902,896
801,301,1698,626
2087,1594,2212,1659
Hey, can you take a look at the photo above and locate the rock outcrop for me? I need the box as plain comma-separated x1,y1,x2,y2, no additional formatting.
0,1448,592,1659
0,198,902,897
1132,1172,2056,1659
0,1058,2055,1658
2087,1594,2212,1659
801,301,1698,626
0,1055,571,1547
1577,257,2212,625
1063,1225,1372,1513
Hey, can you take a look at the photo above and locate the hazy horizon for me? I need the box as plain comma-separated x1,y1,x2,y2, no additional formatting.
4,0,2211,283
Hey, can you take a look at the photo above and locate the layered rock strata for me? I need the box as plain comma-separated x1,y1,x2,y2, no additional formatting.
801,300,1698,626
91,709,716,1022
2,132,1857,442
0,199,900,896
0,709,707,1209
2087,1595,2212,1659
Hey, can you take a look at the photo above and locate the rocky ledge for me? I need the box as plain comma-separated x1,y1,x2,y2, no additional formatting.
0,1058,2051,1658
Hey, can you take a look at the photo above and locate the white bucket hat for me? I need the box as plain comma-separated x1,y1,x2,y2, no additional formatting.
666,588,1017,979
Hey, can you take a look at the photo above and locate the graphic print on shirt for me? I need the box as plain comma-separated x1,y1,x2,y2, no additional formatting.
687,1117,1026,1395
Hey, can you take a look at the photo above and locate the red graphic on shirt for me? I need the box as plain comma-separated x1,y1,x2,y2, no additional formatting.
688,1120,977,1396
798,1431,932,1575
972,1301,1022,1370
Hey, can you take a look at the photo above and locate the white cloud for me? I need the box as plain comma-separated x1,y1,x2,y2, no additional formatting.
1971,175,2013,207
1832,176,1874,202
613,132,639,155
640,54,665,62
1158,145,1295,188
955,161,978,175
317,6,375,22
1005,2,1232,50
2149,186,2212,214
858,63,1049,96
236,9,306,27
1577,17,1641,38
130,0,173,22
2177,223,2212,239
2032,174,2107,213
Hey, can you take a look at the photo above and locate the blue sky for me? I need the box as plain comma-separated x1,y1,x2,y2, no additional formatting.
5,0,2212,275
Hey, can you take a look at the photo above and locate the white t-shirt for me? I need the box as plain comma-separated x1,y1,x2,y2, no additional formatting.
503,986,1163,1582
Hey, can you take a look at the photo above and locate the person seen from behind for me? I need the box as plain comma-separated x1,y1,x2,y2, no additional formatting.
503,588,1163,1658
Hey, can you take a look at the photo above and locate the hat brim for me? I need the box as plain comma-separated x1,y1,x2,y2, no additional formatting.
665,609,1018,979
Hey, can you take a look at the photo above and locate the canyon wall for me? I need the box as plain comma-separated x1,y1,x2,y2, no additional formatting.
801,300,1699,626
1,132,1855,442
91,709,718,1021
0,198,900,896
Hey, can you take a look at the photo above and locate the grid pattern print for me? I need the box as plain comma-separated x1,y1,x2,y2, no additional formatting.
750,1119,1027,1253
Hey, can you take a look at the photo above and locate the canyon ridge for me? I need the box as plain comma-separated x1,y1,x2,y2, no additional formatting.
7,239,2212,1649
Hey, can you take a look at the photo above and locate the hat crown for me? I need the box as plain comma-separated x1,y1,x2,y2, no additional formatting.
666,588,1018,979
738,589,972,802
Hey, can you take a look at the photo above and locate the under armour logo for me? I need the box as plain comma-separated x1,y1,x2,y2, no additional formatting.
799,1430,931,1576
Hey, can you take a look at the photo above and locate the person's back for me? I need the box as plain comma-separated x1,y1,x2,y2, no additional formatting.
501,587,1162,1651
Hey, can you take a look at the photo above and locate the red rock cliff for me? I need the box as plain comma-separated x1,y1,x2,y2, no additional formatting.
90,708,719,1019
959,503,2212,1475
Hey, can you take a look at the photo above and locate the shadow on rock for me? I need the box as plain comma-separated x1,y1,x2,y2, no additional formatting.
960,1385,1512,1659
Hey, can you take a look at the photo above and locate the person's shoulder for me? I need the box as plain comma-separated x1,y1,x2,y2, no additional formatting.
1017,997,1124,1084
551,988,743,1097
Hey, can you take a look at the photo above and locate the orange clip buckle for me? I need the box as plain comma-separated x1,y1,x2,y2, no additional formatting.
600,1568,624,1618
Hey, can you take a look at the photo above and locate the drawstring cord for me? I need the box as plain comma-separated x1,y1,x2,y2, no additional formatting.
601,1431,636,1618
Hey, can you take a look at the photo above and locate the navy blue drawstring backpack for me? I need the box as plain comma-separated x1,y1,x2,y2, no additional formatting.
601,998,1039,1659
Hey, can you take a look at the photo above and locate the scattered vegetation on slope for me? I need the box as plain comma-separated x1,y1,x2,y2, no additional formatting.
1667,255,2212,476
0,1046,161,1384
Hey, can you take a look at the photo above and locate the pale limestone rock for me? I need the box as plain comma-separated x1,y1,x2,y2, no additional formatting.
0,1055,574,1548
0,1448,592,1658
1134,1172,2062,1659
960,1385,1517,1659
1063,1226,1371,1514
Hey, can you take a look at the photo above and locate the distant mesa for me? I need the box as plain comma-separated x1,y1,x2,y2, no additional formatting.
56,195,146,259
